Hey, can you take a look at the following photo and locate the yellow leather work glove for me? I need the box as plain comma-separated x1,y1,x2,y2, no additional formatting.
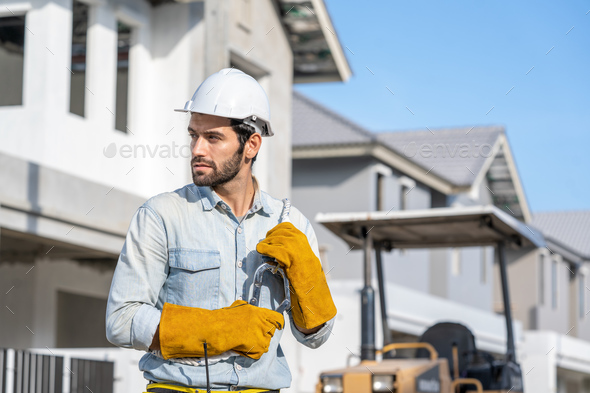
159,300,284,360
256,222,337,330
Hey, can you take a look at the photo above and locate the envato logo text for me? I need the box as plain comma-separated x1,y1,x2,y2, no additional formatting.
403,141,494,159
103,142,191,159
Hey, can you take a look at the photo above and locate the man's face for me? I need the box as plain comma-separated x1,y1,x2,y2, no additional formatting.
188,113,244,187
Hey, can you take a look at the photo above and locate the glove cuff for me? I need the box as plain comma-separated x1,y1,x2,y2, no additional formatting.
290,277,337,329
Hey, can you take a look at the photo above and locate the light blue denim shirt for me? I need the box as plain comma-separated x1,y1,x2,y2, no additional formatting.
105,179,334,390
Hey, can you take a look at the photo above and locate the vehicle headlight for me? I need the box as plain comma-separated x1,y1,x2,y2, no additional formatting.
373,375,394,392
321,375,343,393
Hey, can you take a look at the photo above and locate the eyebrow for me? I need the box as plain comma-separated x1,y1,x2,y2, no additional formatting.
187,127,225,137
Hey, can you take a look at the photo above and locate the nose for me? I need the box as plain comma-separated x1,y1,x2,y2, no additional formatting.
191,136,208,158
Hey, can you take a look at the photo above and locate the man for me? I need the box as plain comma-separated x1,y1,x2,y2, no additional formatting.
106,68,337,392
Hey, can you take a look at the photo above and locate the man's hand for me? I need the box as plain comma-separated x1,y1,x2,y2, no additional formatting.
159,300,284,360
257,222,337,330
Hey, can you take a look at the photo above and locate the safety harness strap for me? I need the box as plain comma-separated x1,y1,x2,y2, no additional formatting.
145,382,278,393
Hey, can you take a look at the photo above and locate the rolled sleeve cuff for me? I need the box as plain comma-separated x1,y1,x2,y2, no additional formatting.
290,316,335,349
131,304,162,351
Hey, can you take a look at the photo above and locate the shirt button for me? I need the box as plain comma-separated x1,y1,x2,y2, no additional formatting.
236,364,242,371
221,204,228,210
237,227,242,234
237,296,243,301
237,261,243,268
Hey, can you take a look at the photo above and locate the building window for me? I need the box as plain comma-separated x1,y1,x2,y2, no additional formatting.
70,0,89,117
580,274,586,319
551,259,558,309
376,173,384,211
0,15,26,106
451,248,461,276
115,21,132,133
399,176,415,211
430,189,446,208
400,184,408,210
57,291,112,347
538,254,545,305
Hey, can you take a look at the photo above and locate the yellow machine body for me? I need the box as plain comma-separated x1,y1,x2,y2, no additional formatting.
316,342,515,393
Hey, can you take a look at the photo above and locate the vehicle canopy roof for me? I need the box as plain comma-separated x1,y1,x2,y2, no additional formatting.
315,205,545,250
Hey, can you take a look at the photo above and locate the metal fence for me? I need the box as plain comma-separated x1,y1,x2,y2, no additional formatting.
0,349,114,393
69,357,114,393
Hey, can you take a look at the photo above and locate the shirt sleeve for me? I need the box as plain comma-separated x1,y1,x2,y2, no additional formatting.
287,213,336,348
105,204,168,351
289,315,335,349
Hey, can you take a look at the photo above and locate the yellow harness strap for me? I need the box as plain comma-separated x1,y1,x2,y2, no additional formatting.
145,382,275,393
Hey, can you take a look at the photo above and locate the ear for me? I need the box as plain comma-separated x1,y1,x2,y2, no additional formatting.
244,133,262,160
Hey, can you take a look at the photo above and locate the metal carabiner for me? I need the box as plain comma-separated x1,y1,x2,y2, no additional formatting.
250,262,291,314
250,199,292,314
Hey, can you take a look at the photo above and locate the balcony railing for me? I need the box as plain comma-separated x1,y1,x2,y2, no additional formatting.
1,348,116,393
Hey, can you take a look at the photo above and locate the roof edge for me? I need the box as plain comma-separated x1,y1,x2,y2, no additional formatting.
544,235,590,262
497,133,532,223
377,125,506,137
293,91,375,140
293,142,464,195
306,0,352,83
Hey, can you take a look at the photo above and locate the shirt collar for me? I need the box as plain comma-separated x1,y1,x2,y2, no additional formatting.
251,177,272,215
195,176,271,215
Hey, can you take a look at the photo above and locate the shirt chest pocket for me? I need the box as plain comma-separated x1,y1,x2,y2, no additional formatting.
166,249,221,310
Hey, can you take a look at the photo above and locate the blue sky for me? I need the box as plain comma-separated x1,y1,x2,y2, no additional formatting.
295,1,590,213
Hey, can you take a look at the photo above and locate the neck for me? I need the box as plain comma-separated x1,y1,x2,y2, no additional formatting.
213,169,255,217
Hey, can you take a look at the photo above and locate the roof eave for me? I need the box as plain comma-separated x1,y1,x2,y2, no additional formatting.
298,0,351,83
467,132,531,222
293,143,465,195
544,235,590,263
315,205,546,250
293,73,347,84
277,0,352,83
497,133,532,223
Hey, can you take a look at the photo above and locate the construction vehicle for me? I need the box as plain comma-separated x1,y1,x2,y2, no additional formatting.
314,205,545,393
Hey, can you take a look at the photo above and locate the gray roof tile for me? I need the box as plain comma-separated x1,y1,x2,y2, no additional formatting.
531,211,590,257
292,91,373,147
377,127,505,186
292,92,504,187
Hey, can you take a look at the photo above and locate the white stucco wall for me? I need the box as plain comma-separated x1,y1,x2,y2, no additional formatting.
0,256,114,349
0,0,293,203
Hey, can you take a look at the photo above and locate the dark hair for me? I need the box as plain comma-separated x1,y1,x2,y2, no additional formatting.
230,119,257,164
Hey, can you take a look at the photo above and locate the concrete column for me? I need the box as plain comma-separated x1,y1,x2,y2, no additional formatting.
127,27,149,136
429,248,449,298
115,5,152,137
521,331,557,393
23,1,70,115
31,256,54,347
23,0,71,165
86,2,117,130
252,75,272,196
254,75,293,200
204,0,229,76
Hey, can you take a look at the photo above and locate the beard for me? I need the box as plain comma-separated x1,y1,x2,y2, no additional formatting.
191,147,244,188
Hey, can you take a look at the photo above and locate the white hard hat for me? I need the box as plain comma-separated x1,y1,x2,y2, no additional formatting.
175,68,273,137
